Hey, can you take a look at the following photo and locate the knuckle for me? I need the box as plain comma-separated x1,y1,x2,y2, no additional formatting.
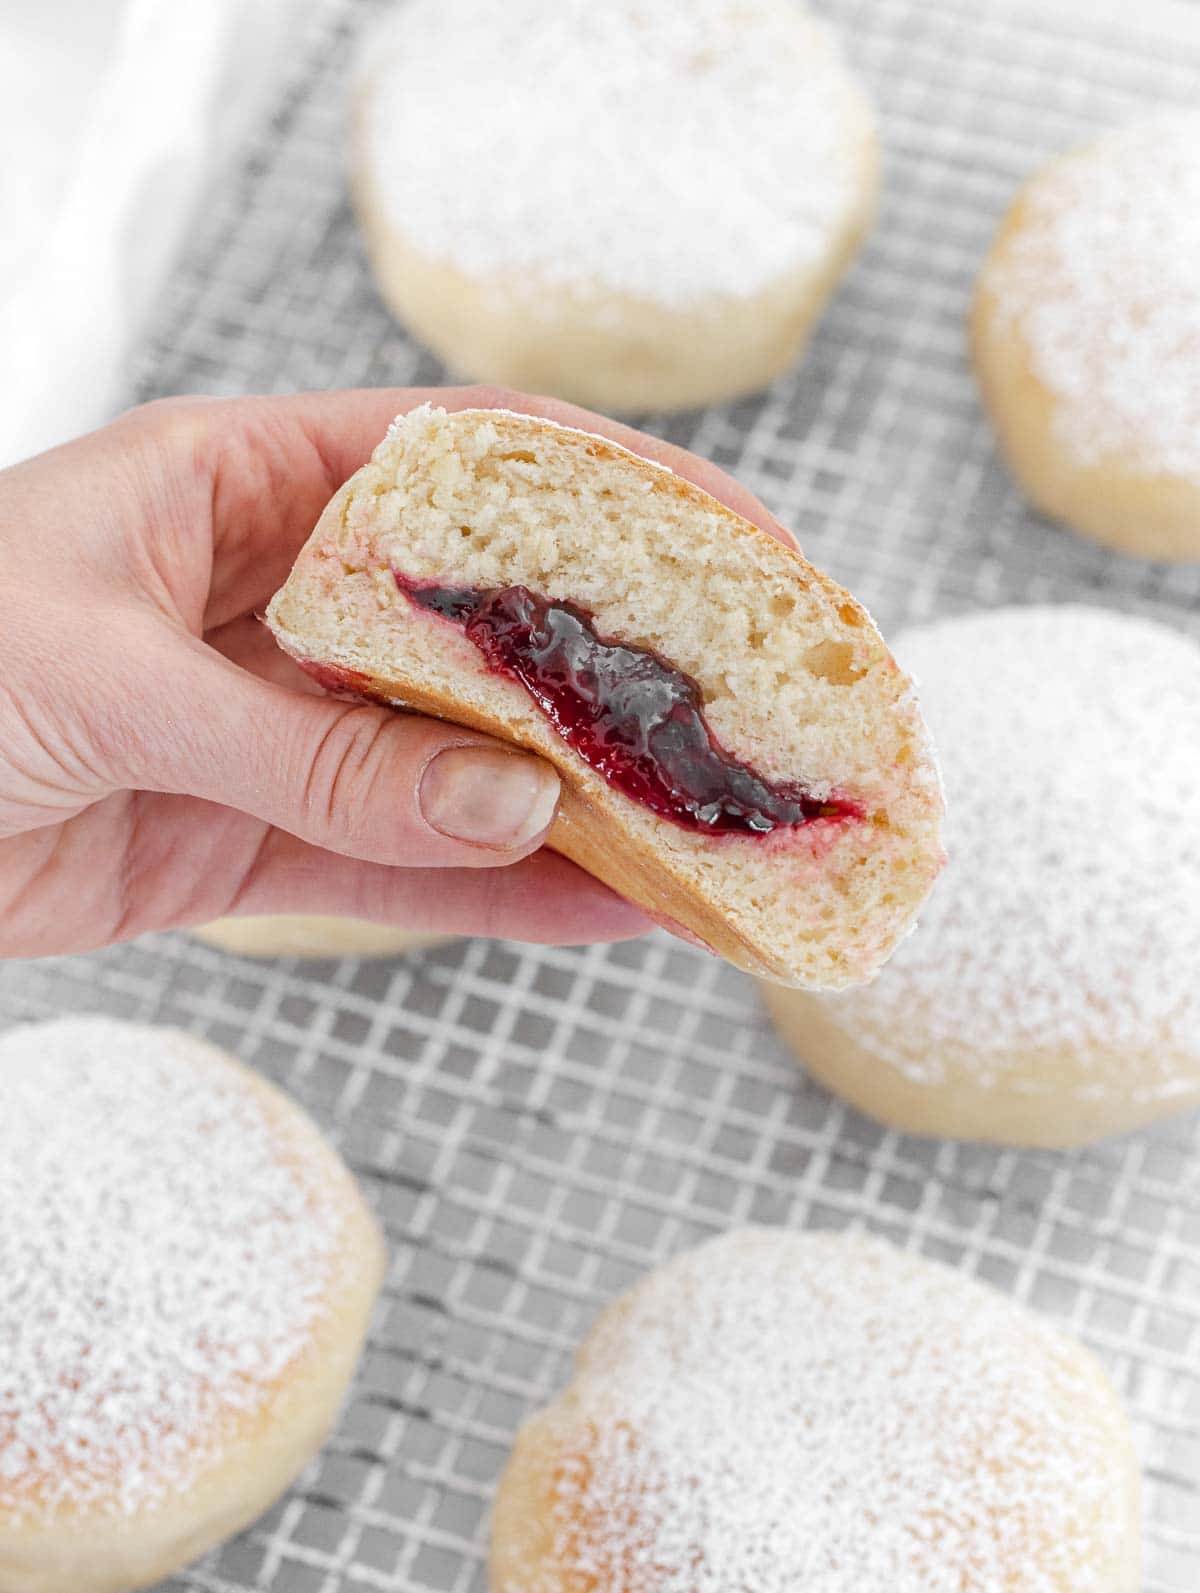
115,394,219,440
111,398,224,490
299,707,398,845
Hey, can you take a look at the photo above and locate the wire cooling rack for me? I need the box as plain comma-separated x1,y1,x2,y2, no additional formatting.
7,0,1199,1586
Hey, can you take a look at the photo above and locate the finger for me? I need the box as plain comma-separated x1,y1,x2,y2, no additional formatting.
208,818,650,946
122,627,563,870
0,792,649,956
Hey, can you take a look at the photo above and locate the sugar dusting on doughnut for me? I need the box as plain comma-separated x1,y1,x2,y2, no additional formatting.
819,606,1200,1094
985,114,1200,477
0,1018,349,1521
532,1230,1136,1591
364,0,866,304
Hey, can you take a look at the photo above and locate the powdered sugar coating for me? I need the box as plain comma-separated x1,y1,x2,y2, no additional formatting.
814,606,1200,1093
527,1230,1137,1591
362,0,871,305
984,114,1200,477
0,1018,350,1521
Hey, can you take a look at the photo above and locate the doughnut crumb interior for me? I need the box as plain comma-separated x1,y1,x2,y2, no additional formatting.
266,405,944,989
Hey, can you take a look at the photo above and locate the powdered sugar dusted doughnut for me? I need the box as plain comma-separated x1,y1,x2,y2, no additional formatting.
763,606,1200,1146
194,914,446,959
490,1229,1140,1592
352,0,877,411
0,1017,384,1593
973,115,1200,561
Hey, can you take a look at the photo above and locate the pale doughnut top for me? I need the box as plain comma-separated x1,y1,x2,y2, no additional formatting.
821,606,1200,1089
984,114,1200,477
362,0,870,305
545,1230,1133,1591
0,1018,348,1520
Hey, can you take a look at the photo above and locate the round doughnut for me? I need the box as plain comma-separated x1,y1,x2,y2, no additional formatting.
761,605,1200,1146
0,1016,385,1593
972,114,1200,561
490,1228,1141,1592
351,0,877,413
193,914,447,959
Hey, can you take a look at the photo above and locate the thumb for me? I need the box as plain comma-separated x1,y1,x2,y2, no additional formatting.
126,636,561,867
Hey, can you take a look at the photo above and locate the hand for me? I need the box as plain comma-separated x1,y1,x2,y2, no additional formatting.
0,385,790,957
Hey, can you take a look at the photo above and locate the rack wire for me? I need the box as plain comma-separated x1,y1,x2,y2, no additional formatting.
8,0,1199,1585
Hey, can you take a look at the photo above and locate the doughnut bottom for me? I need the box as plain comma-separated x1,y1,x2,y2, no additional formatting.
760,980,1200,1147
192,914,448,959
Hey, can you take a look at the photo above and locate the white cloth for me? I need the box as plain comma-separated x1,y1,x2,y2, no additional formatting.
0,0,316,469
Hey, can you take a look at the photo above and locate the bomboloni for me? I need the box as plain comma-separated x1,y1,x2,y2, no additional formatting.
490,1229,1141,1592
973,114,1200,561
266,405,944,989
0,1017,384,1593
351,0,878,411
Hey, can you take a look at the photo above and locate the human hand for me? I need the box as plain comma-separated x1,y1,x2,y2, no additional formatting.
0,385,791,957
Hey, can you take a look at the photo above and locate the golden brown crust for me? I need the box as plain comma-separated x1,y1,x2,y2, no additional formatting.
760,980,1200,1148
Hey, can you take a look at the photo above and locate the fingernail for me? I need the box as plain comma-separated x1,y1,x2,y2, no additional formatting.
420,747,560,849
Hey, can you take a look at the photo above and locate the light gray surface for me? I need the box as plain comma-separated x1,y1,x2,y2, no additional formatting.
11,0,1199,1586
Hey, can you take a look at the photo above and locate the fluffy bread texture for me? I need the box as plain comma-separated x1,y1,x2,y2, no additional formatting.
490,1229,1141,1593
0,1018,384,1593
972,115,1200,562
761,606,1200,1146
193,914,446,959
266,406,944,989
351,0,877,411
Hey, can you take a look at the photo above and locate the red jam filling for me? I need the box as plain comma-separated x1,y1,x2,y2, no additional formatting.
396,575,859,836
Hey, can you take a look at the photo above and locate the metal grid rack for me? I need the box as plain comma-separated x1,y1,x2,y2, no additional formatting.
6,0,1199,1585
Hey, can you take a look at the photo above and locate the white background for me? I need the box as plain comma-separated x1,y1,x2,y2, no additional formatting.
0,0,317,468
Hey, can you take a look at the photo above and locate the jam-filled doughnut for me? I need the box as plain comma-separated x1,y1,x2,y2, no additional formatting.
973,115,1200,561
762,605,1200,1145
351,0,877,412
0,1017,384,1593
193,914,447,959
266,405,944,989
490,1229,1141,1592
